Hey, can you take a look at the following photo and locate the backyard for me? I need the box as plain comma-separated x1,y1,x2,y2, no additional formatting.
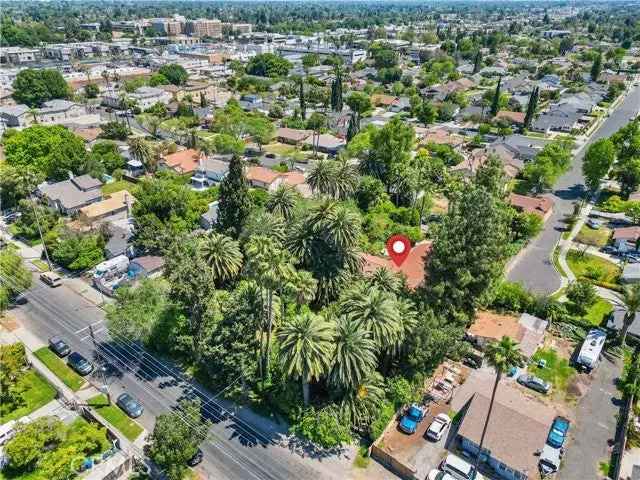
102,179,139,196
0,370,57,423
566,250,621,285
87,394,143,441
582,298,614,326
528,347,576,401
34,347,85,391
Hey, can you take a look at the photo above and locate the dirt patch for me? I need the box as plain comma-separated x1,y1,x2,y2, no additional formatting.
567,372,592,400
0,313,21,332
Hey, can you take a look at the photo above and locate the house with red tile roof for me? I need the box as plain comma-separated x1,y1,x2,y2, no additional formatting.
612,226,640,252
162,148,202,175
360,241,432,290
508,193,554,221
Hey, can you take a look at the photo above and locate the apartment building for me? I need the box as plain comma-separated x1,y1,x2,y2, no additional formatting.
186,19,223,38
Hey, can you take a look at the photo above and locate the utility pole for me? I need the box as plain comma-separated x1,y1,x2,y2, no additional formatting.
90,324,111,404
30,197,53,270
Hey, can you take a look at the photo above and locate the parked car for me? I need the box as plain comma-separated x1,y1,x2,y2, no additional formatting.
40,271,62,287
67,352,93,376
48,336,71,357
399,404,426,434
547,416,570,449
426,413,452,441
601,245,617,254
116,393,144,418
440,454,485,480
517,374,551,394
539,443,561,476
187,448,203,467
586,218,602,229
625,253,640,263
427,470,457,480
12,293,27,305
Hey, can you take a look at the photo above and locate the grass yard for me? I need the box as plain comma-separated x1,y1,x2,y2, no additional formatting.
566,250,621,284
582,298,614,326
0,370,57,423
102,179,138,196
34,347,85,391
88,394,143,441
574,224,611,247
31,259,50,272
263,142,297,156
529,347,576,397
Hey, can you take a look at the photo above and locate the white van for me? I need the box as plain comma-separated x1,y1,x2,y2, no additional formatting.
40,271,62,288
440,454,485,480
0,420,17,446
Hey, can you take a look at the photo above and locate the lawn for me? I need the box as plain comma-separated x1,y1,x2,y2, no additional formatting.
34,347,85,391
263,142,297,156
0,370,57,423
30,259,50,272
582,298,614,326
574,224,611,248
566,250,621,284
102,179,138,196
88,394,143,441
529,347,576,396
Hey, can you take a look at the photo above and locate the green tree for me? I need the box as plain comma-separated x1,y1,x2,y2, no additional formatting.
0,249,32,299
490,76,502,117
218,155,252,238
475,154,506,198
148,399,210,480
591,52,603,82
4,417,64,470
345,92,371,134
198,232,243,285
246,53,292,77
0,343,28,407
12,69,69,107
471,337,525,479
415,100,438,125
330,316,377,390
523,87,539,131
331,65,343,112
291,406,351,448
277,312,333,405
619,284,640,346
158,64,188,86
566,279,597,315
583,138,616,191
266,184,299,219
127,137,153,171
246,115,275,151
84,83,99,99
472,50,482,74
99,121,130,141
0,165,44,209
4,125,87,180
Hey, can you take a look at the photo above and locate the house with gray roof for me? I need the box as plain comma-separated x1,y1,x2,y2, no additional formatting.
0,104,32,129
38,174,103,214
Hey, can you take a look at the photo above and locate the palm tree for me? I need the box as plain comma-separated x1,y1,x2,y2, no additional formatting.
471,336,525,479
198,232,243,285
330,316,377,390
307,158,336,197
619,284,640,346
333,156,359,200
369,267,402,293
339,372,386,429
339,284,401,351
266,184,299,220
240,211,286,245
127,137,153,171
277,312,333,405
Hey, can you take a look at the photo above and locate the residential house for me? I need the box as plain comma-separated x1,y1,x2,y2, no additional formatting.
104,218,134,259
161,81,217,104
360,241,432,290
38,174,103,215
275,127,313,145
0,104,32,128
509,193,554,221
496,110,525,127
238,94,263,111
531,107,582,134
370,94,399,108
452,145,525,180
161,148,202,175
537,74,562,91
128,255,165,279
419,127,465,151
34,100,88,126
467,311,547,359
612,226,640,252
104,86,172,110
78,190,134,225
303,133,346,155
246,165,282,191
456,392,554,480
190,156,230,190
622,263,640,284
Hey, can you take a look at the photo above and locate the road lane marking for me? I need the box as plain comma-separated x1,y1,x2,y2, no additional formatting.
74,320,103,334
597,422,610,430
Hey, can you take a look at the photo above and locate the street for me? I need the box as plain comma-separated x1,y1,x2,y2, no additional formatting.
507,85,640,295
10,273,349,480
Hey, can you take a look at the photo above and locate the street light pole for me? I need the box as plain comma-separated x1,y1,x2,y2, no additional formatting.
29,197,53,270
90,324,111,404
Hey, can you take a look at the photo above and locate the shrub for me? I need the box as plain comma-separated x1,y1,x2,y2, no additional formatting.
566,279,597,315
368,401,395,441
490,281,535,313
385,377,416,409
290,406,351,449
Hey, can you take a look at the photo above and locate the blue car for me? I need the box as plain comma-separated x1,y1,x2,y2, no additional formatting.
399,404,426,434
547,416,570,448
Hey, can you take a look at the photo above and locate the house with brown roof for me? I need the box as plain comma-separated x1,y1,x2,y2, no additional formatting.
496,110,526,126
370,94,399,108
275,127,313,145
245,166,313,196
509,193,554,221
452,146,524,181
456,392,554,480
613,226,640,252
360,241,432,290
78,190,134,225
161,148,203,175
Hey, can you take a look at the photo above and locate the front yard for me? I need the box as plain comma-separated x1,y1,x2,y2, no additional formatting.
566,250,621,284
582,298,614,326
0,370,57,423
34,347,85,391
87,394,143,441
528,347,576,401
102,179,139,196
574,224,611,248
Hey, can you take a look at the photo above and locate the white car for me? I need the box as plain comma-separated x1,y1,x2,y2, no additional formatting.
427,470,457,480
426,413,452,441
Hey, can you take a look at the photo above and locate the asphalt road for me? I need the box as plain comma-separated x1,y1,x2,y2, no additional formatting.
507,85,640,295
13,274,343,480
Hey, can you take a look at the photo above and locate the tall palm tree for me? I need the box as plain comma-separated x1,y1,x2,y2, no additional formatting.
619,284,640,346
369,267,402,293
330,316,377,390
198,232,243,285
339,371,385,429
471,336,525,479
307,158,337,197
339,284,401,351
127,137,153,171
333,156,359,200
266,184,299,220
277,312,333,405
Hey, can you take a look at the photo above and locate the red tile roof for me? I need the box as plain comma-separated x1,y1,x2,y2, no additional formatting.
361,241,432,289
246,166,281,185
508,193,554,217
496,110,526,125
613,226,640,241
163,148,201,174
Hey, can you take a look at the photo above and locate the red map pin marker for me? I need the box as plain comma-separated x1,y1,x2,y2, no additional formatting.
386,234,411,267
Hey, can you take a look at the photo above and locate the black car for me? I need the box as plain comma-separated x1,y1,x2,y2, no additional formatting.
67,352,93,376
116,393,144,418
187,448,203,467
48,336,71,357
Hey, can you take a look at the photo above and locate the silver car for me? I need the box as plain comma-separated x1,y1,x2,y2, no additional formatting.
518,374,551,394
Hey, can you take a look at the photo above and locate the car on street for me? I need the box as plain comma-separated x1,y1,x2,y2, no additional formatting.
426,413,452,441
40,271,62,287
586,218,602,229
399,404,426,434
67,352,93,375
12,293,27,305
116,393,144,418
48,336,71,357
187,448,203,467
427,470,457,480
547,416,570,449
517,374,551,394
